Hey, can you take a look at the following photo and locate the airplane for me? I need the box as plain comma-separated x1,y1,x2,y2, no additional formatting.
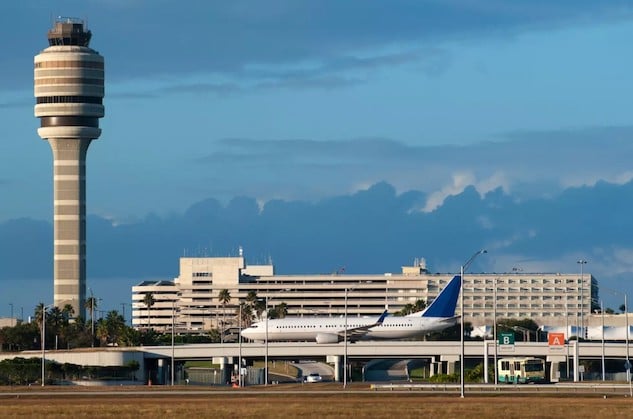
240,275,462,344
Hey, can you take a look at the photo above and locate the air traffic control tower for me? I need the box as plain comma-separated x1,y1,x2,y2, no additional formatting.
34,17,105,318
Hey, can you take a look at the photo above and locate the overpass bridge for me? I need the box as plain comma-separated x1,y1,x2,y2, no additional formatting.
3,340,630,384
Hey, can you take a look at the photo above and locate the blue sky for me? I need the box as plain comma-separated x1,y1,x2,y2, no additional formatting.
2,1,633,316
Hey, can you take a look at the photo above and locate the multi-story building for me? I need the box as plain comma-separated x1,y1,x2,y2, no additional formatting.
131,254,598,332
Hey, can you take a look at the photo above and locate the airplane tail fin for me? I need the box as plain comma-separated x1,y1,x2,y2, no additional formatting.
407,275,461,318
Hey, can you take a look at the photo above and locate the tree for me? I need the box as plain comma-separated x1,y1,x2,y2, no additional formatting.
245,290,258,308
254,299,266,320
237,303,254,328
268,302,288,319
96,310,126,346
62,304,75,322
143,292,155,328
395,303,414,317
218,289,231,334
394,299,426,317
496,318,541,342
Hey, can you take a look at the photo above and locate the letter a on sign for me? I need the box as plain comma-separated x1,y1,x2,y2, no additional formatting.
548,332,565,347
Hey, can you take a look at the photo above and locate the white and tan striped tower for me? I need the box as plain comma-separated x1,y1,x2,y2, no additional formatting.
34,17,105,318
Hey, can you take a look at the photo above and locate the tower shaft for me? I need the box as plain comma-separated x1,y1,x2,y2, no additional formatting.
50,138,91,316
34,18,104,319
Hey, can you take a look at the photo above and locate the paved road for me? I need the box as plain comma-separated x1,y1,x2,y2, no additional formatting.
291,360,335,380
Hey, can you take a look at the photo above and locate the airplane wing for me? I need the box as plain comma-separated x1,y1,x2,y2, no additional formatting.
337,310,388,341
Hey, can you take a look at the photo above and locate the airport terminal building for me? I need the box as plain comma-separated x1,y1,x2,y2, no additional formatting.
131,255,598,333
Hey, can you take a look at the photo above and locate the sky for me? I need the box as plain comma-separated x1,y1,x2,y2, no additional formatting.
2,1,633,318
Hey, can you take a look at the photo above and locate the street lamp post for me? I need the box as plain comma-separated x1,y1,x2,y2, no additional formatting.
626,294,630,384
344,287,349,388
493,277,498,386
265,296,268,386
9,303,13,327
460,249,487,398
41,303,53,386
343,286,359,388
601,300,605,381
577,260,587,338
564,292,570,380
239,303,243,387
171,301,175,386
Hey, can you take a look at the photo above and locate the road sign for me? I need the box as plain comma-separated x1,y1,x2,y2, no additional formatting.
548,332,565,352
499,332,514,345
499,332,515,351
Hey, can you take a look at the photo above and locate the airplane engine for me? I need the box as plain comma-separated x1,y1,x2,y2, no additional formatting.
315,333,340,344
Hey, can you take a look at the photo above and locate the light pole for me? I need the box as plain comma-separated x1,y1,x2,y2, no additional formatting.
600,300,605,381
41,303,53,386
239,303,243,387
171,301,175,386
460,249,487,398
265,296,268,386
493,277,498,386
626,294,630,385
344,287,349,388
9,303,13,327
577,260,587,338
564,292,570,380
343,286,358,388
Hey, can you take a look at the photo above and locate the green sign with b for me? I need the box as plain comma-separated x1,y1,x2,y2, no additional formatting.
498,332,515,345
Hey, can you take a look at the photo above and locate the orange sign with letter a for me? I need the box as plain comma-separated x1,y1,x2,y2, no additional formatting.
548,332,565,347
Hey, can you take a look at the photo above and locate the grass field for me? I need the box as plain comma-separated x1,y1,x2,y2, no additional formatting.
1,386,633,418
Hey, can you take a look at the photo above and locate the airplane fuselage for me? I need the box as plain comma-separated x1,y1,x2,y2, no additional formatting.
240,315,457,343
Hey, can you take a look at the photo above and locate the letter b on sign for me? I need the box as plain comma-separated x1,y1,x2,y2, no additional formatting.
499,332,515,345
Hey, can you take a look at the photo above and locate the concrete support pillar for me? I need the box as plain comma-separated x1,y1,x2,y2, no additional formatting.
547,355,566,383
328,355,341,382
549,361,560,383
442,355,459,375
157,359,165,385
214,357,232,385
429,361,436,377
482,340,496,384
573,340,579,382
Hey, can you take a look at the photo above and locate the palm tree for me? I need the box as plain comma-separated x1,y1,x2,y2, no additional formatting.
47,307,64,334
237,303,254,328
218,289,231,336
62,304,75,323
34,303,46,329
275,302,288,319
254,299,267,320
395,303,414,316
143,292,155,328
245,290,258,309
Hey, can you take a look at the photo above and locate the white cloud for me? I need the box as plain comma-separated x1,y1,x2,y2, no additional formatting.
561,170,633,189
422,171,510,212
423,172,475,212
